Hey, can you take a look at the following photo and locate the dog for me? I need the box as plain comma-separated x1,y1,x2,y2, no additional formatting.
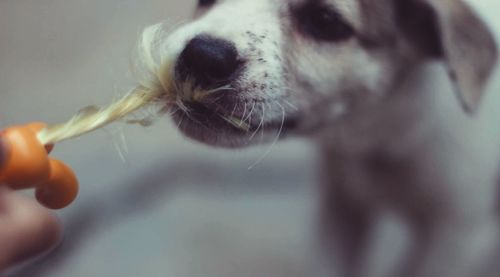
144,0,500,276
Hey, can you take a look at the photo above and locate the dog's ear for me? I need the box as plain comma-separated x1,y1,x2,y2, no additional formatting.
395,0,498,113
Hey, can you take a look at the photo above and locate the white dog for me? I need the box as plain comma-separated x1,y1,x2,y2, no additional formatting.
147,0,500,276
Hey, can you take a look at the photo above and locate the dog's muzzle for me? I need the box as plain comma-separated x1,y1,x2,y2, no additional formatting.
176,34,241,89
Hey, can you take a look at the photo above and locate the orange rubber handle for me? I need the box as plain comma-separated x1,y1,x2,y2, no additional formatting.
0,123,51,189
36,159,79,210
0,123,79,209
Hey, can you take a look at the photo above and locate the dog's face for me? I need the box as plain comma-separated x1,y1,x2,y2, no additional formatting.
152,0,496,148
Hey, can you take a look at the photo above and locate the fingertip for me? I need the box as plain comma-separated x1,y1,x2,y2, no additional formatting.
11,194,62,252
0,192,62,269
17,201,62,250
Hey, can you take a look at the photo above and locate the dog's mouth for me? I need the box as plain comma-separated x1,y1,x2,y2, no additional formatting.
172,100,249,134
168,88,298,147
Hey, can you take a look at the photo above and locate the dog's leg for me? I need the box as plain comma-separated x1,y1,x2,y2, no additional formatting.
317,153,376,277
319,188,375,277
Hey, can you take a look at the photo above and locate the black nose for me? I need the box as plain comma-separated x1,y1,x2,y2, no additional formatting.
177,35,240,87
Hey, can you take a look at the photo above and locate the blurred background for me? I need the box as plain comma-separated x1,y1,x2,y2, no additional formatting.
0,1,318,276
1,1,499,277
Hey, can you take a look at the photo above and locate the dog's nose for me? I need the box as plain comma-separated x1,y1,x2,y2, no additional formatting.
177,35,239,87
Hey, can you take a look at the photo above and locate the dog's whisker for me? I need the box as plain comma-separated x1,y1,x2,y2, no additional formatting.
205,84,236,94
206,94,226,105
220,114,250,131
259,103,268,142
229,103,239,119
243,101,256,124
168,107,180,116
240,102,248,125
174,97,210,130
248,102,265,142
205,101,250,132
177,102,211,130
176,98,190,114
282,99,298,111
184,111,210,130
248,102,285,170
176,113,185,129
194,84,233,101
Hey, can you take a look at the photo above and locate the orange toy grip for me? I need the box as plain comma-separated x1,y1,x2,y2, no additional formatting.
0,123,51,189
0,123,79,209
36,159,79,210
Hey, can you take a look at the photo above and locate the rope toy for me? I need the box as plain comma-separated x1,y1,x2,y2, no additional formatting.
0,23,248,209
0,24,173,209
0,85,165,209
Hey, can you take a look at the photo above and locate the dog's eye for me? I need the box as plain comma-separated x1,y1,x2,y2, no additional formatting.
198,0,216,7
295,3,354,42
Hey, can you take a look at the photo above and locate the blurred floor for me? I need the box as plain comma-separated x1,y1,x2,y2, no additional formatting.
7,149,319,277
